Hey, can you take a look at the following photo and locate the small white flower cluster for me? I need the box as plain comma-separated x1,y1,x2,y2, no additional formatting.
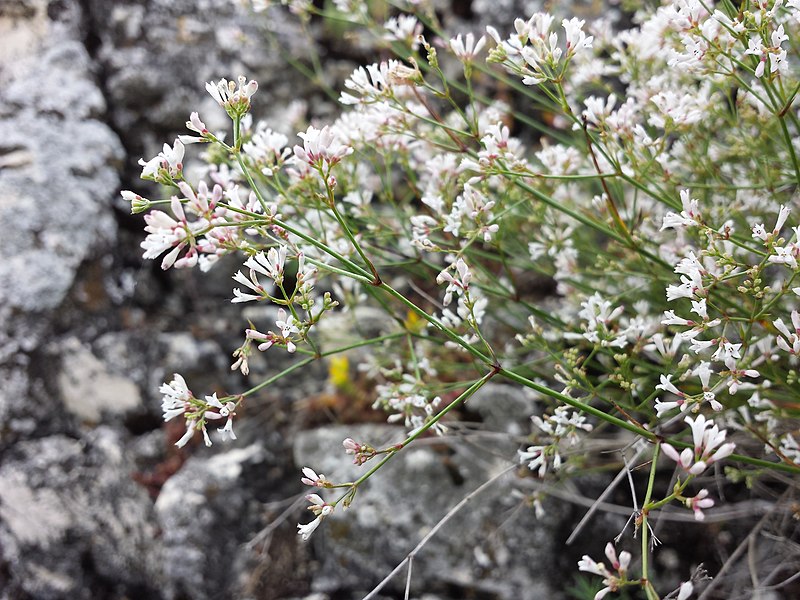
373,378,445,435
382,14,422,50
206,75,258,118
662,414,735,475
519,406,592,477
160,374,238,447
563,293,631,349
339,59,420,106
293,125,353,171
243,122,291,177
136,139,185,184
486,14,593,85
577,543,632,600
460,121,528,175
579,544,694,599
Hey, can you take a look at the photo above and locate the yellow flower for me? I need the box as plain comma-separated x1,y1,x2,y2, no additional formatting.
403,310,425,333
328,355,350,389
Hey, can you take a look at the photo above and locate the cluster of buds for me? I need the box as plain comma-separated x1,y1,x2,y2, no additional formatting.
520,406,593,477
343,437,378,465
436,258,472,307
293,125,353,171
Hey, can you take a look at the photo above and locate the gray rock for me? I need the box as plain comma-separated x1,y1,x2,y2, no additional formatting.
467,382,539,437
57,336,142,422
292,424,560,599
87,0,313,165
0,429,161,599
0,1,123,360
154,443,271,600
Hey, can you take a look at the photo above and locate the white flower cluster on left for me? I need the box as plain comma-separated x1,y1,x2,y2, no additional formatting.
160,374,238,447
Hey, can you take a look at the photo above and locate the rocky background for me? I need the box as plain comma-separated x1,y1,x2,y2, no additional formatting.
2,1,786,599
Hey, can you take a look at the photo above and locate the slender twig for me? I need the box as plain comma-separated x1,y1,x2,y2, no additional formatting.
566,440,649,545
361,464,515,600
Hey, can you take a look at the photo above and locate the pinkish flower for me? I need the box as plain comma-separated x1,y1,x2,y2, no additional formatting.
665,415,735,474
578,542,631,600
686,489,715,521
293,125,353,170
138,139,185,184
300,467,329,487
179,112,210,145
297,493,334,541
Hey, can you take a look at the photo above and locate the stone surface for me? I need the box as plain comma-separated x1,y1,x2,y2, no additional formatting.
0,0,122,364
154,443,269,600
57,337,142,422
0,429,162,600
292,424,560,599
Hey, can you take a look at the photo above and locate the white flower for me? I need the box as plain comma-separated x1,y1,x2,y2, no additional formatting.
231,269,267,303
205,76,258,115
297,515,323,541
178,112,210,145
687,489,714,521
245,246,288,285
752,205,790,242
300,467,328,487
578,543,630,600
519,445,550,477
217,417,237,442
450,32,486,61
688,414,736,463
774,310,800,354
562,17,593,57
436,258,472,306
175,423,195,448
662,190,702,230
678,581,694,600
160,373,192,419
297,493,334,541
138,139,185,182
654,375,687,416
383,15,422,50
243,123,291,175
293,125,353,169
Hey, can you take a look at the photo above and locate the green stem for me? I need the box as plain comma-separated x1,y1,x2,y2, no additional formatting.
640,443,661,599
777,114,800,185
240,331,408,398
325,177,382,284
334,368,499,506
378,282,494,366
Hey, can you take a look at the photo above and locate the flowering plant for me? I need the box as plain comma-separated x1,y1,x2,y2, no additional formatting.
125,0,800,597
